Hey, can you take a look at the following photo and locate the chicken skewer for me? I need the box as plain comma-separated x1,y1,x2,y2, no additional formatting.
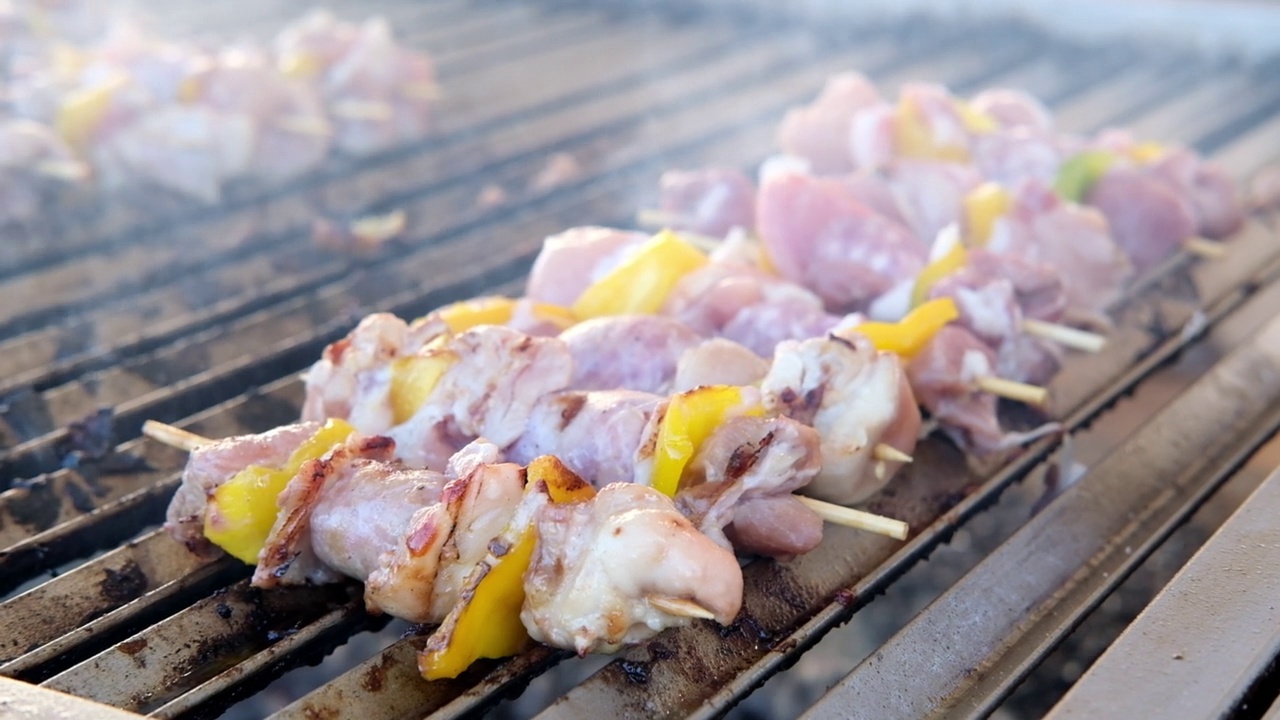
633,208,1104,355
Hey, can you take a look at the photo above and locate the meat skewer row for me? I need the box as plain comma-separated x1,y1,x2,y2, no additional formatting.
780,73,1239,265
523,226,1055,453
142,419,744,671
4,9,438,203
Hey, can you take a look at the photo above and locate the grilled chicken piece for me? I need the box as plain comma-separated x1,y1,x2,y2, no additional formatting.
907,325,1060,455
0,118,86,224
561,315,702,394
676,415,823,558
757,169,926,309
164,421,320,557
525,226,649,307
886,159,983,245
302,312,441,432
673,337,770,392
989,179,1133,317
968,88,1053,132
663,237,839,356
523,483,743,656
776,72,881,174
656,167,756,237
761,334,920,504
387,326,574,468
1086,167,1198,274
196,47,332,184
507,390,665,488
1151,148,1243,240
254,436,523,623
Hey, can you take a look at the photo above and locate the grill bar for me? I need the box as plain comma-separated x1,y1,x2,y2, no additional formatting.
1045,465,1280,719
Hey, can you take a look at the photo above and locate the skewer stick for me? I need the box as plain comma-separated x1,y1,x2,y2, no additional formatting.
275,114,332,138
402,82,443,102
794,496,910,540
648,595,717,620
1184,236,1227,259
1021,319,1107,353
635,208,692,229
142,420,214,452
873,443,913,464
331,99,395,121
35,159,90,182
975,376,1049,407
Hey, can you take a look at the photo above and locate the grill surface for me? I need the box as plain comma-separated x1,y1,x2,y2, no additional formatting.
3,1,1280,718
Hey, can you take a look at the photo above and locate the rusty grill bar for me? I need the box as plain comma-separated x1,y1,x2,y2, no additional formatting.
3,1,1280,718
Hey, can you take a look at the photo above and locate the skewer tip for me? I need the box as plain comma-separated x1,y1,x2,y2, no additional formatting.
1184,236,1227,259
142,419,214,452
872,443,914,464
975,375,1050,407
648,595,717,620
794,496,910,541
1021,319,1107,353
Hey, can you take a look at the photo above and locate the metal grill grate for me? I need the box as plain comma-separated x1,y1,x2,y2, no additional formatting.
3,1,1280,718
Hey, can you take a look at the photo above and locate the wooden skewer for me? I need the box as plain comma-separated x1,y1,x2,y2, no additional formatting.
872,443,913,464
275,114,332,138
35,159,90,182
648,595,717,620
635,208,692,229
1021,319,1107,353
794,496,910,540
331,99,395,121
975,376,1049,407
142,420,214,452
401,82,443,102
1184,236,1227,259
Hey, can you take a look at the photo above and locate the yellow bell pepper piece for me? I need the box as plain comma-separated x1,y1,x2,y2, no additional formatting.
204,419,354,564
911,240,968,308
438,297,517,332
1129,141,1165,164
572,230,708,319
389,351,456,425
278,51,323,79
419,457,596,680
530,302,578,332
853,297,960,358
57,75,127,152
956,100,999,134
895,98,970,163
963,182,1012,247
651,386,763,497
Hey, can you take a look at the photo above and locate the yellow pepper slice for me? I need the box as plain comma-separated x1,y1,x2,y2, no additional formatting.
853,297,960,358
911,240,969,308
419,457,597,680
57,75,127,152
963,182,1012,247
278,51,323,79
956,100,999,134
651,386,763,497
204,419,354,564
1129,141,1165,164
438,297,517,332
1054,150,1114,203
572,230,708,319
895,98,970,163
389,351,456,425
